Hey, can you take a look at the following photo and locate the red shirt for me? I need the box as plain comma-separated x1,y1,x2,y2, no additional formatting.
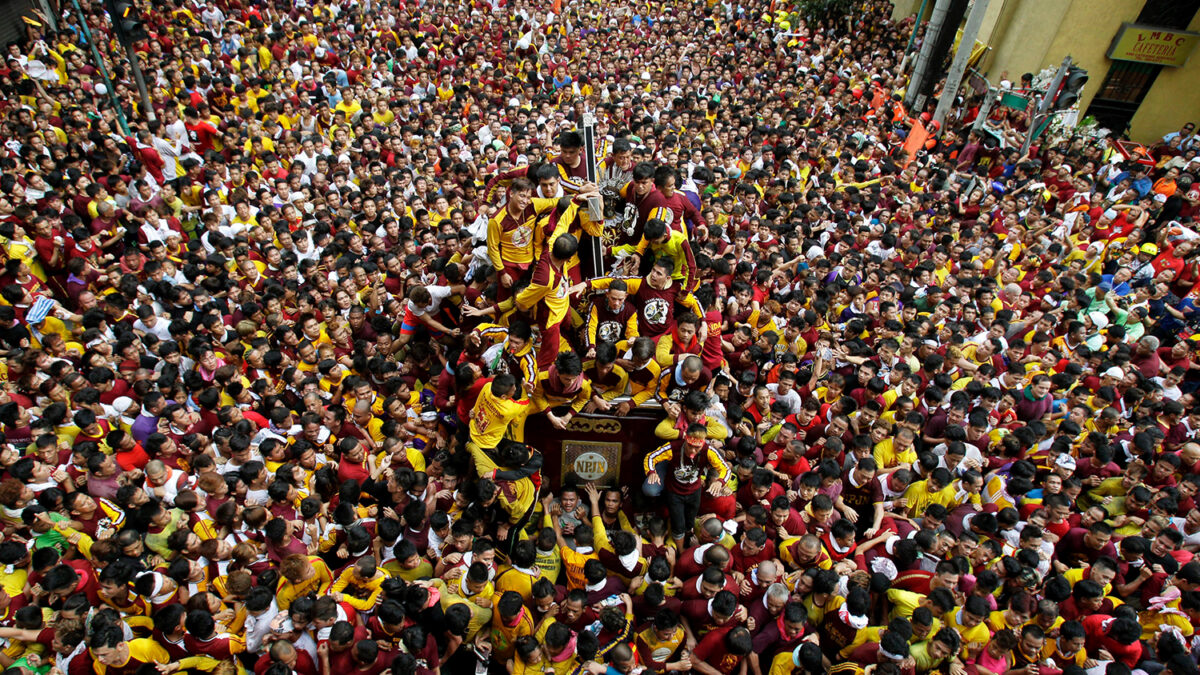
114,444,150,471
1082,615,1143,668
324,624,371,673
1157,346,1192,372
186,119,220,153
33,234,66,272
253,649,318,675
691,626,746,675
1153,244,1187,277
338,458,371,485
183,633,242,660
767,454,811,479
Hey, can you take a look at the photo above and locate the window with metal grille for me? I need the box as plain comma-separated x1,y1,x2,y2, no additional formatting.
1096,61,1161,103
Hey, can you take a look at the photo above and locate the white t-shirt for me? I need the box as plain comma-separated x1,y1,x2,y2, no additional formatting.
1171,517,1200,549
405,285,453,316
765,384,802,415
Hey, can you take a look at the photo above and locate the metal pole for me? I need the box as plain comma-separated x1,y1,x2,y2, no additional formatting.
125,41,156,123
581,112,605,278
1020,56,1070,157
932,0,991,131
905,0,955,113
67,0,130,134
905,0,932,56
973,86,999,133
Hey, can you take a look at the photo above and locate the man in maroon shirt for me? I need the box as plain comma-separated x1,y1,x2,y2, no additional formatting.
552,131,590,193
837,457,883,538
255,639,318,675
690,623,753,675
1158,340,1195,376
319,620,376,673
654,166,703,233
1054,523,1119,570
730,527,775,573
32,216,68,293
183,610,245,659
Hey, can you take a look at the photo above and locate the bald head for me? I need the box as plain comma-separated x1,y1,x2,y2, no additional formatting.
701,517,724,539
269,640,295,661
757,560,779,582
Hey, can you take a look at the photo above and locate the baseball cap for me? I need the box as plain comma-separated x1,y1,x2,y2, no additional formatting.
1104,366,1124,378
1055,454,1077,471
1141,243,1159,255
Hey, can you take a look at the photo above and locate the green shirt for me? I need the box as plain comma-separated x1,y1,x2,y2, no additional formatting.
32,511,69,552
910,640,949,673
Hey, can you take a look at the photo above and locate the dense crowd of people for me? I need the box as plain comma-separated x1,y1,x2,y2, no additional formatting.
1,0,1200,674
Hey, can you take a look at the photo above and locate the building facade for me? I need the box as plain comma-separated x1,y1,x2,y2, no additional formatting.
893,0,1200,143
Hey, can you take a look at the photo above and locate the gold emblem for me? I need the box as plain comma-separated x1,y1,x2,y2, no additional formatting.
565,417,622,434
562,439,621,485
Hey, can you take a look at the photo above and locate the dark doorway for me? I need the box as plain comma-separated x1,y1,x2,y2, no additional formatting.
1085,61,1161,136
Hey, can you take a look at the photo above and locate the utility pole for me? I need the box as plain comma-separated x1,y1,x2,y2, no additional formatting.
932,0,991,131
904,0,933,58
125,43,156,123
1020,56,1070,157
105,0,155,123
973,86,999,133
67,0,130,134
905,0,954,113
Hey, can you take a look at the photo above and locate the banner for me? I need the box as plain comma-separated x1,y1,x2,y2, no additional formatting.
1107,23,1200,67
901,118,929,168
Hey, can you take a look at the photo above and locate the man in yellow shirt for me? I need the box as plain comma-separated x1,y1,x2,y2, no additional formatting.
492,591,536,662
89,627,170,675
494,540,547,604
436,562,495,640
487,178,564,298
543,493,599,590
942,595,992,659
532,616,584,675
516,233,578,370
330,556,387,611
276,554,334,610
371,98,395,125
334,87,362,119
468,374,530,460
631,217,697,290
874,426,918,471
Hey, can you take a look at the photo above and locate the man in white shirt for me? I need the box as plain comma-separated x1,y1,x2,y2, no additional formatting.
294,137,322,176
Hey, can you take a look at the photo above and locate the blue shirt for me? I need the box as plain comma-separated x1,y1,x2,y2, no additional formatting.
1114,171,1153,198
1099,274,1133,296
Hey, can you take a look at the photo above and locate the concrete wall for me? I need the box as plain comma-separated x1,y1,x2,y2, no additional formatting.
1041,0,1143,114
977,0,1071,81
